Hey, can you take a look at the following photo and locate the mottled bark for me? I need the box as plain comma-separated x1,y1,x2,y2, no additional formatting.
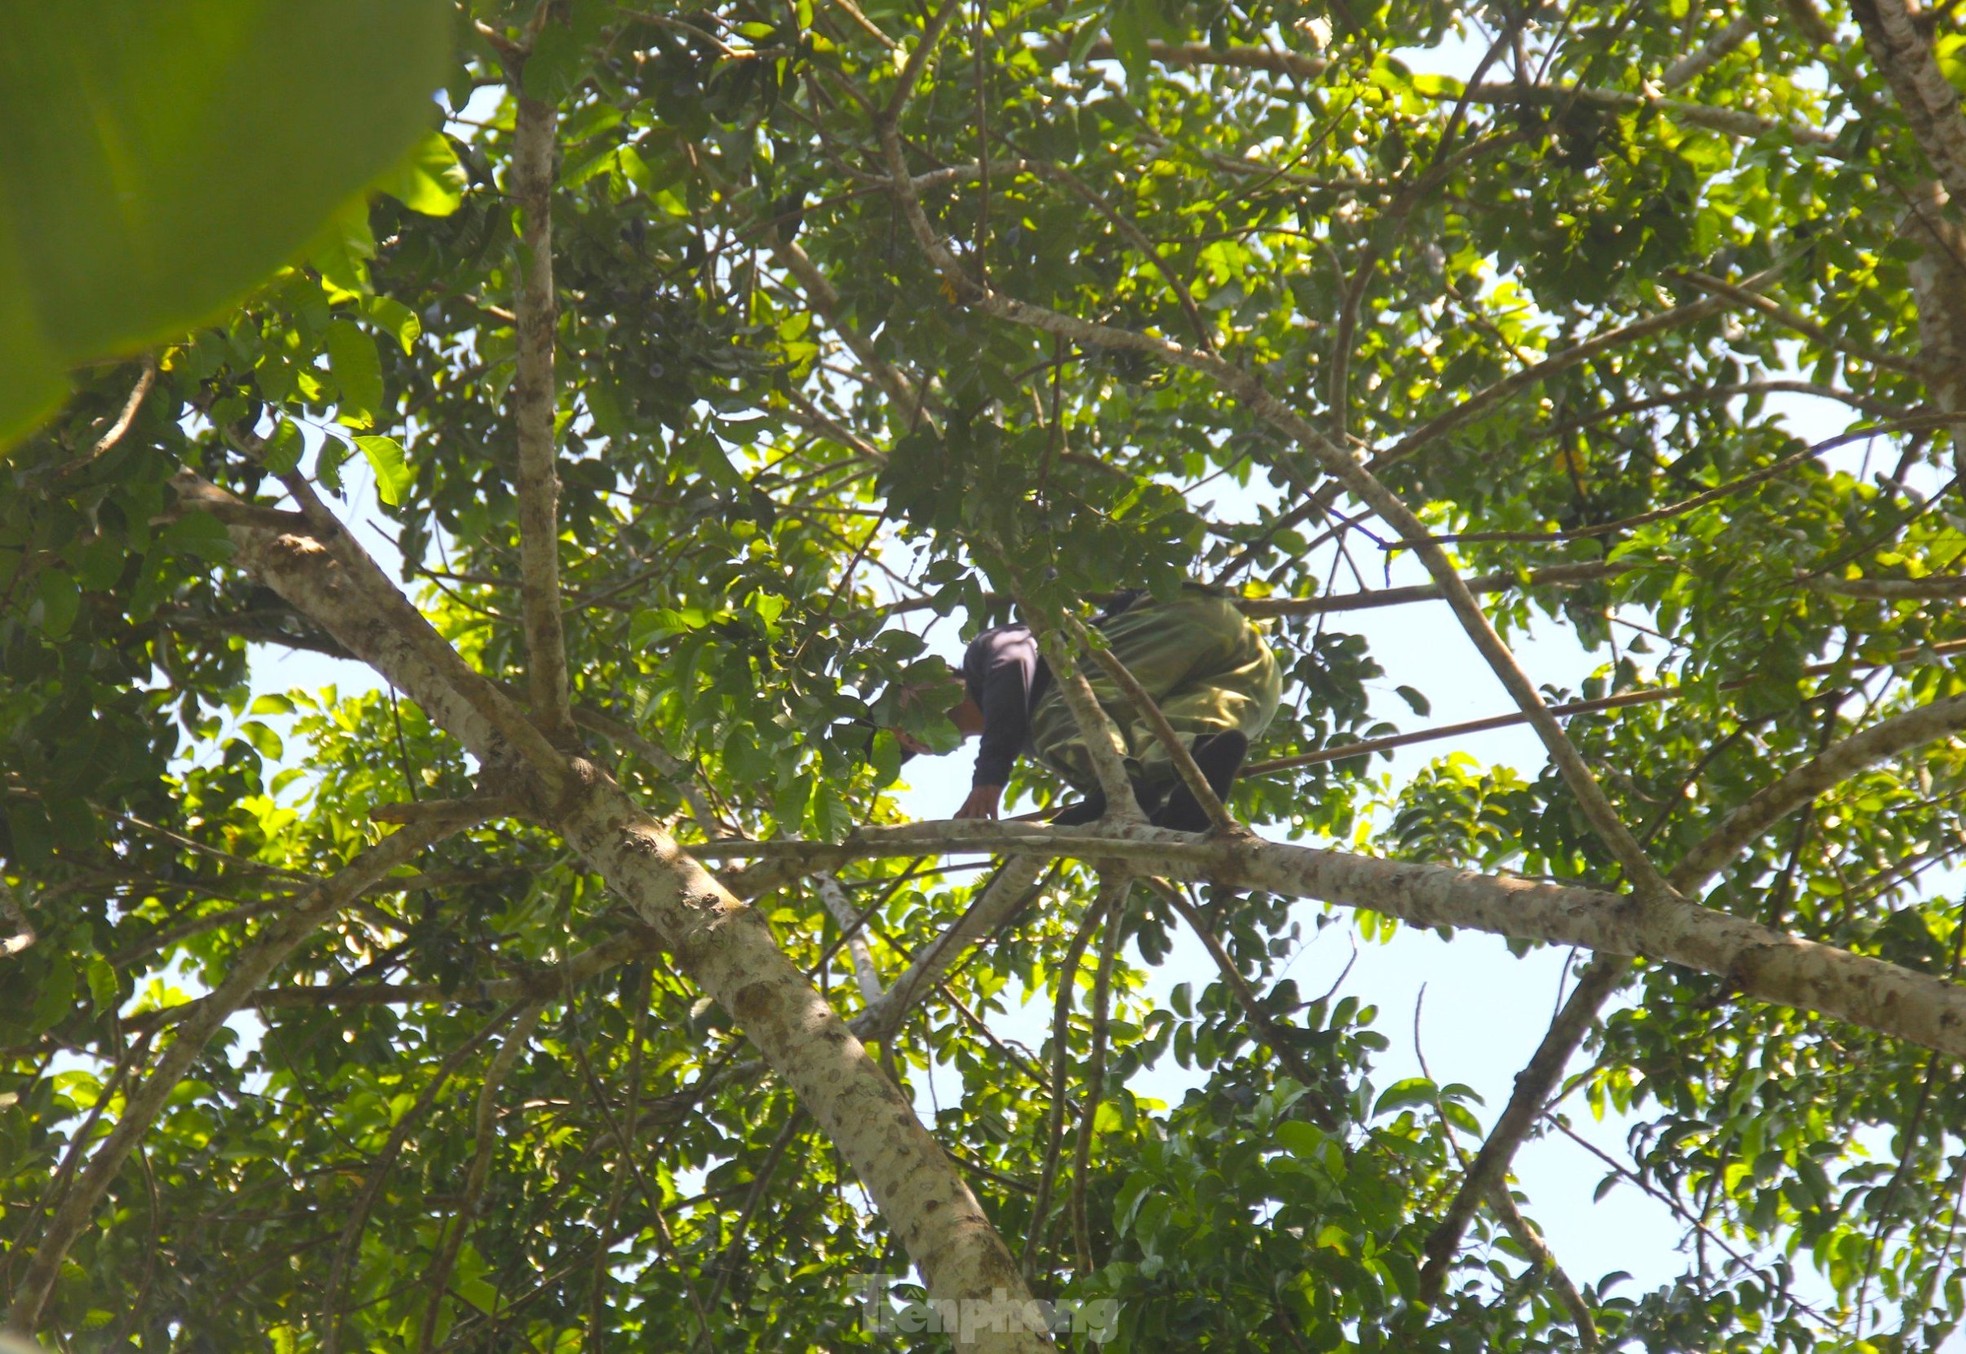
706,818,1966,1061
509,90,577,744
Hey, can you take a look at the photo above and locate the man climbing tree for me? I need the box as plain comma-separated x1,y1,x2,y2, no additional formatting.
14,2,1966,1351
910,588,1281,828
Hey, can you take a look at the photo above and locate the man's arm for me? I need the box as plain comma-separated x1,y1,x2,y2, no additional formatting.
960,627,1037,818
953,783,1003,820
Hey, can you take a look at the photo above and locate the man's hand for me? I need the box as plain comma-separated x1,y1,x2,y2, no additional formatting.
954,784,1003,820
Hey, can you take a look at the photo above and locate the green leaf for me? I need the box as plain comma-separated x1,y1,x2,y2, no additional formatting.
0,0,452,447
157,510,236,562
364,296,423,355
326,321,384,426
85,955,119,1013
33,569,81,639
29,953,75,1037
263,418,305,475
376,131,466,217
354,434,413,506
1274,1120,1326,1158
1373,1077,1438,1115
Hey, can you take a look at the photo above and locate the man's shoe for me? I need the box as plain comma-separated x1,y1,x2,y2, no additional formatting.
1150,731,1249,832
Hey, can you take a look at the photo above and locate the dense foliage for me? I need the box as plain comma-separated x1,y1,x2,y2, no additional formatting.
7,0,1966,1349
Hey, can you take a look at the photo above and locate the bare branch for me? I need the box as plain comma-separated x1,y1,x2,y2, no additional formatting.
1419,955,1624,1300
1663,12,1759,89
57,356,157,480
1022,878,1122,1279
854,858,1049,1042
1027,610,1146,822
1070,901,1123,1271
168,472,571,792
1677,690,1966,883
774,236,931,422
1672,268,1923,374
1146,878,1334,1121
1444,80,1836,147
818,873,885,1005
1481,1179,1600,1350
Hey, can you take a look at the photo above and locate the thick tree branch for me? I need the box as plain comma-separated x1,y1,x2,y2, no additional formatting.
1424,687,1966,1293
854,857,1049,1042
774,236,931,422
1027,611,1145,822
818,872,886,1005
510,82,578,744
1899,180,1966,476
1850,0,1966,204
1482,1178,1600,1350
1419,955,1625,1299
1444,81,1837,147
1663,12,1758,89
1678,691,1966,883
169,473,571,791
698,818,1966,1062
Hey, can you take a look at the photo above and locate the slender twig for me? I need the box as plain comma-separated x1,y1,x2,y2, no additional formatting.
1021,879,1120,1281
698,1109,806,1331
1070,903,1123,1273
1663,11,1758,88
8,807,490,1334
1244,630,1966,778
1673,269,1922,374
416,1003,546,1353
324,1001,529,1354
57,355,157,480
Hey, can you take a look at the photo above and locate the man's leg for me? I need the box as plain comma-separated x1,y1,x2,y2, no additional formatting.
1104,596,1281,829
1033,594,1280,824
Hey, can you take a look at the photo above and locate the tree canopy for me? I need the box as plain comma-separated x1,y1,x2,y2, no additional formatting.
7,0,1966,1350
